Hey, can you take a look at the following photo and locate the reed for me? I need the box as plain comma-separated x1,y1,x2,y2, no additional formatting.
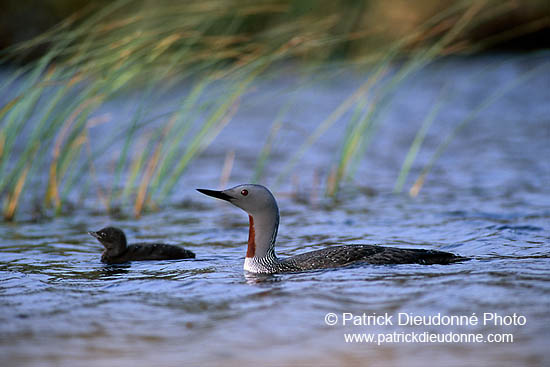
0,0,352,219
275,0,545,197
409,60,549,197
393,88,447,194
0,0,546,220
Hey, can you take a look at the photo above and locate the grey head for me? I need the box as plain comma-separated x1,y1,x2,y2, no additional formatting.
197,184,280,262
89,226,127,256
197,184,278,217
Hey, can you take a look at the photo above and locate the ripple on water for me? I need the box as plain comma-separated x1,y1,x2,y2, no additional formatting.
1,55,550,366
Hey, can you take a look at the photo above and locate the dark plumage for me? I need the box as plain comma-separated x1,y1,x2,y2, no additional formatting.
276,245,466,272
88,226,195,264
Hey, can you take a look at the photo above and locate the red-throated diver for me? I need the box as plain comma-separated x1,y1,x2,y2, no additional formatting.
89,226,195,264
197,184,466,274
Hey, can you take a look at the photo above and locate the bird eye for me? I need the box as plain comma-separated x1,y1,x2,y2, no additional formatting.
241,189,248,196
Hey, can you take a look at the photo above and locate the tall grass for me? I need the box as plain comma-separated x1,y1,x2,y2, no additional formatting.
0,0,547,220
274,0,548,197
276,0,522,196
407,60,549,197
0,0,363,220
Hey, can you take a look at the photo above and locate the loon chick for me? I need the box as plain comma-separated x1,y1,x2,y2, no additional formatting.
88,226,195,264
197,184,466,274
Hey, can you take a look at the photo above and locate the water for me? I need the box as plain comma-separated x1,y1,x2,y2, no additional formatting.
1,54,550,366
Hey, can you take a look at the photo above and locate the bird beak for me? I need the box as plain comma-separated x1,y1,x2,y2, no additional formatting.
196,188,234,202
88,231,99,239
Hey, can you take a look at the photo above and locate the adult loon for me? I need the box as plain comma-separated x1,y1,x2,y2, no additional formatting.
197,184,466,274
89,226,195,264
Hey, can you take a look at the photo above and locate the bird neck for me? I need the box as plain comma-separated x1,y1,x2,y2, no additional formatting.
103,242,126,258
245,210,280,271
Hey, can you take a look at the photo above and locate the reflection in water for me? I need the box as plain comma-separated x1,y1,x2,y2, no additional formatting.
1,56,549,366
97,265,131,278
244,272,281,285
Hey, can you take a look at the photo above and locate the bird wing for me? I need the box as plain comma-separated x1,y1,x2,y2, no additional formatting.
283,244,464,270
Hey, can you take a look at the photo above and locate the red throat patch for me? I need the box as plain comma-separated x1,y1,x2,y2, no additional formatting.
246,215,255,258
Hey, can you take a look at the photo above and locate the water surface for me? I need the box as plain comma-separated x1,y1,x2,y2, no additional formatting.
1,54,549,366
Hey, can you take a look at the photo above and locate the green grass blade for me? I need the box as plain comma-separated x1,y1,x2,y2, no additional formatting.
394,87,448,193
410,61,549,197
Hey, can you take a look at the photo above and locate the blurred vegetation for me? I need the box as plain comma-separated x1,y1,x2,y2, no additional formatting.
0,0,548,221
2,0,549,62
